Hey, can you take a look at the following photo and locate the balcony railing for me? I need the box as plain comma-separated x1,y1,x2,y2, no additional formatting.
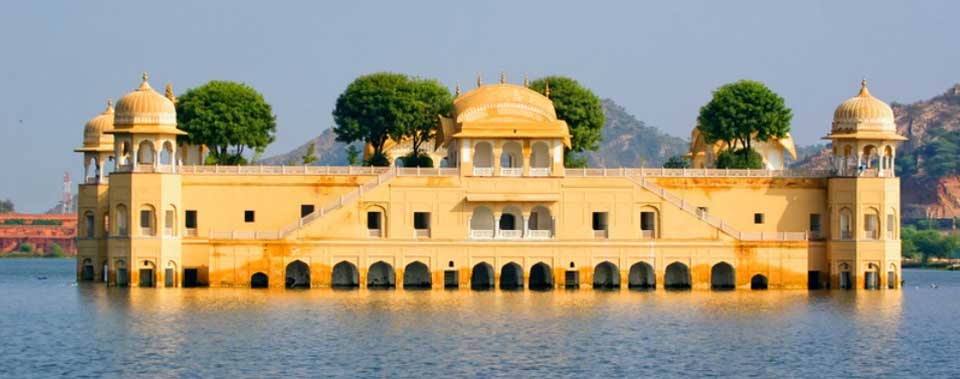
368,229,382,238
864,229,879,240
163,227,174,237
414,229,430,238
497,230,522,239
529,167,550,177
640,229,655,239
594,230,608,239
841,230,853,240
500,167,522,177
526,230,552,239
185,228,198,237
470,229,495,239
140,227,154,236
473,167,494,177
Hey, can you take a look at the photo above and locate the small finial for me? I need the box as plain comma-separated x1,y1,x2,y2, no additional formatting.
137,71,152,90
858,78,870,97
455,82,461,97
165,82,177,103
500,71,506,84
142,71,149,82
476,73,482,87
545,80,550,98
105,98,114,113
523,74,529,87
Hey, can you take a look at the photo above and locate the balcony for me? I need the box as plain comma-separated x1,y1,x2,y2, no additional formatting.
414,229,431,238
640,229,655,239
526,230,552,239
140,227,155,236
841,230,852,240
529,167,550,177
864,229,879,240
473,167,494,177
185,228,198,237
368,229,382,238
594,230,608,239
500,167,522,177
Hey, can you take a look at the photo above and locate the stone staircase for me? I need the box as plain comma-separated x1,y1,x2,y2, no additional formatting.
626,176,807,241
279,168,397,238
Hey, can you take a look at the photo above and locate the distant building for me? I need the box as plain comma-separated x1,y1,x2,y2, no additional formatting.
76,75,903,291
0,213,77,255
688,129,798,170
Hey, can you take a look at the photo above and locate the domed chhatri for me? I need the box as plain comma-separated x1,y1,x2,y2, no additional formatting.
75,99,115,153
828,80,904,139
112,72,182,133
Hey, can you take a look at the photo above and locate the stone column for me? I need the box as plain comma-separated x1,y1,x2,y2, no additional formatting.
522,141,531,176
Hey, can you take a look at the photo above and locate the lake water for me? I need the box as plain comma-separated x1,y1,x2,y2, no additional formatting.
1,259,958,378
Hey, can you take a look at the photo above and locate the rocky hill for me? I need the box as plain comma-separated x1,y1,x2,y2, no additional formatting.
794,84,960,218
260,99,689,168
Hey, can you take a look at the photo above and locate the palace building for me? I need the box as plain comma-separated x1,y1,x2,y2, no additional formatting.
75,74,904,291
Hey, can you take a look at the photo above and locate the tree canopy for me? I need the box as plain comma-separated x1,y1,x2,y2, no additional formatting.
176,81,277,165
528,76,605,168
663,155,691,169
697,80,792,168
0,199,13,213
902,225,960,263
333,73,451,166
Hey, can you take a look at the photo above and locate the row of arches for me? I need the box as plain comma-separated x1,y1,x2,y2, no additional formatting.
270,260,768,290
469,205,554,238
471,140,551,175
92,203,177,237
833,143,896,176
837,206,898,240
116,139,178,170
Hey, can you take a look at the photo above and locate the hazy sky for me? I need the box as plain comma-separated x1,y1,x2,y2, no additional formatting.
2,1,959,212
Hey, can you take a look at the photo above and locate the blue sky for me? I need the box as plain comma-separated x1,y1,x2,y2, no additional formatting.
1,1,958,211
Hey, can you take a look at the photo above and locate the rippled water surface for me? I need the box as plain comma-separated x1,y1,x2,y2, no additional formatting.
2,259,959,378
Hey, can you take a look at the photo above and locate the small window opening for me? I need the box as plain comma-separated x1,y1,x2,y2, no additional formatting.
244,210,255,223
754,213,765,224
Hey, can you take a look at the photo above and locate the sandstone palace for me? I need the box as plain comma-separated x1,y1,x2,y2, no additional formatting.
75,74,904,291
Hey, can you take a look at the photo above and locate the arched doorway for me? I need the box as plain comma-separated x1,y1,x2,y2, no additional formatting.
473,141,493,175
332,261,359,288
593,261,620,289
471,262,494,290
529,262,553,290
470,206,495,239
403,261,431,289
498,206,523,238
865,263,880,290
500,141,522,175
839,262,852,290
664,262,691,290
251,272,269,288
530,142,550,175
888,263,897,289
628,262,655,290
500,262,523,290
711,262,735,290
81,258,95,281
750,274,768,290
367,261,396,288
285,260,310,289
139,261,156,288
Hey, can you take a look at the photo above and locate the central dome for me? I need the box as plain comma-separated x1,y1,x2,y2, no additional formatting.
831,80,895,134
453,83,557,123
114,73,177,128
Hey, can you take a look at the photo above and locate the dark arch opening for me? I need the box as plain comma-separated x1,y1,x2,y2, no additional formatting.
711,262,736,290
628,262,656,290
285,260,310,289
403,261,432,289
593,261,620,290
471,262,495,290
251,272,268,288
664,262,691,290
500,262,523,290
367,261,396,289
332,261,359,288
499,214,517,230
750,274,768,290
529,262,553,290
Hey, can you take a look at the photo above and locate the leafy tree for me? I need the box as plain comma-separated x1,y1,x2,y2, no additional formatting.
333,73,418,166
901,226,960,264
176,81,277,165
0,199,13,213
302,143,318,165
397,78,452,166
664,155,691,169
917,130,960,177
697,80,792,168
18,242,33,254
346,145,360,166
45,243,65,258
528,76,605,168
715,148,764,169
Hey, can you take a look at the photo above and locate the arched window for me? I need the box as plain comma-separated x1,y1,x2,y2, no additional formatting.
160,141,174,166
473,142,493,176
164,205,177,236
498,206,523,238
85,157,98,183
470,206,495,239
116,204,128,236
528,205,553,239
887,208,897,239
530,142,550,176
639,205,659,239
83,211,95,238
365,205,386,238
839,208,852,240
102,212,110,237
500,141,522,176
862,145,878,170
864,207,880,240
137,140,155,165
139,204,156,236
